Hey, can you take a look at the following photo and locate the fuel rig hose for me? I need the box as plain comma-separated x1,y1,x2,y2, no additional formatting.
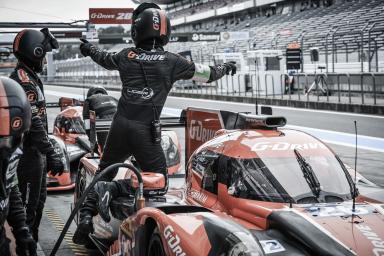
50,163,143,256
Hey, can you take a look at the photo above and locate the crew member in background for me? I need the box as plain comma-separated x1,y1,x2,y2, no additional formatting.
73,2,237,244
0,77,37,256
83,86,118,151
10,28,64,242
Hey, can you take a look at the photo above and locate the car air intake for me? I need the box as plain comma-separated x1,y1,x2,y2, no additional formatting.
236,113,287,129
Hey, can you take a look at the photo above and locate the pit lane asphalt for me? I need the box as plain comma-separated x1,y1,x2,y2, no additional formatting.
37,84,383,256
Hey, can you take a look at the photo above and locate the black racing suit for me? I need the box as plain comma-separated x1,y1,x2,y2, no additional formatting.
10,63,59,241
0,149,29,255
82,94,118,150
80,46,230,217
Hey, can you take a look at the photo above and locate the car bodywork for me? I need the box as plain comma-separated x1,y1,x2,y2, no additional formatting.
47,97,182,191
75,107,384,256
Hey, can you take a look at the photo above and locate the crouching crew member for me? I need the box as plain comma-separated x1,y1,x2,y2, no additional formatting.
83,86,118,152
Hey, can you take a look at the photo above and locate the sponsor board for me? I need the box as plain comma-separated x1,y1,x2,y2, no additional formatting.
89,8,133,24
220,31,250,42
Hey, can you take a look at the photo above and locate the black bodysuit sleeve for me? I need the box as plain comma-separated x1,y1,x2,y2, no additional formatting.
89,47,121,70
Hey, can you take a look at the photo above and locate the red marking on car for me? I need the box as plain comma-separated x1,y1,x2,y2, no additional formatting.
163,225,186,256
189,120,216,143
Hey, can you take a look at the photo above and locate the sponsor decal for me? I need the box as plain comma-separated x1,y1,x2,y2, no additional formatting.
127,51,165,61
89,8,133,24
17,69,30,83
189,120,216,143
11,117,22,130
126,87,154,100
26,91,37,102
306,205,369,217
163,225,186,256
189,189,208,203
251,142,327,152
101,189,110,205
355,224,384,256
0,197,9,210
152,9,160,30
31,105,38,114
38,107,46,116
259,240,285,254
192,63,211,83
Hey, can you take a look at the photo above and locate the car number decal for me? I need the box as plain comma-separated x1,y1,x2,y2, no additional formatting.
260,240,285,254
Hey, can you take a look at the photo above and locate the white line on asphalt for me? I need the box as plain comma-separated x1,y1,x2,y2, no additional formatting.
167,96,384,119
46,86,383,119
45,89,384,152
162,107,384,153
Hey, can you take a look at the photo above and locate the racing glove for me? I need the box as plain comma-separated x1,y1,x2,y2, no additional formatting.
223,61,237,76
46,150,64,176
14,227,37,256
79,38,95,57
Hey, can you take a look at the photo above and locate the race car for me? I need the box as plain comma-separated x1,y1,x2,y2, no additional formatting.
73,107,384,256
47,98,181,191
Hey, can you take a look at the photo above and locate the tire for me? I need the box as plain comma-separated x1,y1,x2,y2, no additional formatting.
147,228,166,256
74,166,87,224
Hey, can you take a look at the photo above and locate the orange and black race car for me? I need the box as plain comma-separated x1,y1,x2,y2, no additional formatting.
71,107,384,256
47,97,181,191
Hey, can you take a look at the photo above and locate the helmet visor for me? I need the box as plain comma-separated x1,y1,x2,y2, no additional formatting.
40,28,59,51
0,136,12,149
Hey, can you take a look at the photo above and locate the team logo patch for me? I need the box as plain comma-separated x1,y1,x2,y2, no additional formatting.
128,51,137,59
126,87,154,100
26,91,37,102
127,51,165,61
152,9,160,31
38,107,46,115
11,117,23,130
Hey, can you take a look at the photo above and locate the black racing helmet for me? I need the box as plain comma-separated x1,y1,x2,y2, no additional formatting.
13,28,59,73
87,86,108,98
0,77,31,151
131,3,171,47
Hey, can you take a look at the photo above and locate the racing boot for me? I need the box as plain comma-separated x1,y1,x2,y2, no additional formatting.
94,181,119,223
72,212,94,245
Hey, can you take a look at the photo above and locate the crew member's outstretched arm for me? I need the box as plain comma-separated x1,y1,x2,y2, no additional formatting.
171,54,237,84
79,39,120,70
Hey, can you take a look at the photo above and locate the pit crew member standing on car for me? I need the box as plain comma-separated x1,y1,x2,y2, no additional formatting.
10,29,64,242
83,86,118,151
73,2,236,244
0,77,37,256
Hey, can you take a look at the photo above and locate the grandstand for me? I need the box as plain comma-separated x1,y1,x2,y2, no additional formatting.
52,0,384,111
164,0,384,72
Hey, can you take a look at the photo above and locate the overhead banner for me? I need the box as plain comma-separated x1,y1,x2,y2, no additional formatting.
89,8,133,24
220,31,250,42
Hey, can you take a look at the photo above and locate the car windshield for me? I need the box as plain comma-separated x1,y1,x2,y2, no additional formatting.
55,116,85,134
227,153,353,204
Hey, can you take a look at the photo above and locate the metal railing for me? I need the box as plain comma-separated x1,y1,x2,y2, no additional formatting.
46,72,384,108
